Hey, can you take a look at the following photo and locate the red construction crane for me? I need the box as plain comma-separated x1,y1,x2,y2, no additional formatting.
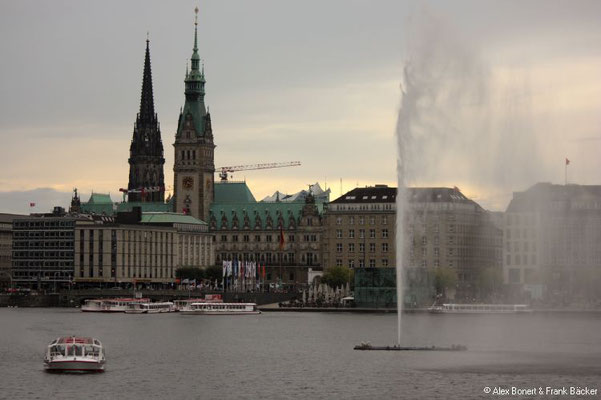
217,161,301,181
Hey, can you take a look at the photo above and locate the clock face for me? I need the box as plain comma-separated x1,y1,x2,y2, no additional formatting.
183,176,194,190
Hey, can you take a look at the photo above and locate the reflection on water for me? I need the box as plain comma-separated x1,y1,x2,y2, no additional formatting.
0,309,600,399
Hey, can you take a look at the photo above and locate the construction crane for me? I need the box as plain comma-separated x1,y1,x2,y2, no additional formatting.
217,161,301,181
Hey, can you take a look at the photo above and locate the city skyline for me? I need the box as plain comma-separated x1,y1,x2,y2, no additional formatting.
1,0,601,215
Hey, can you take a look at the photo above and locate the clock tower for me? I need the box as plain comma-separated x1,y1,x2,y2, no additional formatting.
173,7,215,222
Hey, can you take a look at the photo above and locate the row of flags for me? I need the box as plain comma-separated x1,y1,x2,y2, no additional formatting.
222,260,266,279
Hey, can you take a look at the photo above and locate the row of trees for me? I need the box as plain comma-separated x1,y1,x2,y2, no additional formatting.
176,265,222,282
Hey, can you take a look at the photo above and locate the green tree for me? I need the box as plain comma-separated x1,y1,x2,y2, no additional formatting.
434,267,457,297
203,265,223,282
476,266,503,300
176,267,204,281
321,266,352,288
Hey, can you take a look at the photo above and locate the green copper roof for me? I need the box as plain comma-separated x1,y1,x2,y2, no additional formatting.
214,182,256,203
141,212,207,225
87,193,113,204
210,201,324,230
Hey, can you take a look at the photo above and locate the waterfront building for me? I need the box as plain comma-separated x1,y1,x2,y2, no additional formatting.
127,38,166,203
0,213,27,287
323,185,502,300
504,182,601,304
173,10,215,222
210,181,325,287
11,208,213,289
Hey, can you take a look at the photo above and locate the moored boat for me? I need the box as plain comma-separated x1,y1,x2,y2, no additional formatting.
428,303,531,314
180,302,260,315
81,298,150,313
44,336,106,373
174,294,223,311
124,301,175,314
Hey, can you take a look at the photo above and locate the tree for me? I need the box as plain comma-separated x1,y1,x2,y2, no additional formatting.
203,265,222,282
176,267,204,281
321,266,352,288
434,267,457,298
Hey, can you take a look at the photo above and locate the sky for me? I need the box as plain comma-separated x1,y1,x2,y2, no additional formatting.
1,0,600,214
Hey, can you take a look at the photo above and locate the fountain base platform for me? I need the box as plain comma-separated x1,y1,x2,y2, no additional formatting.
354,343,467,351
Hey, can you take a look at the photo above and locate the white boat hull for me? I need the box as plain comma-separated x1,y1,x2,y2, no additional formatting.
44,359,105,373
180,310,261,315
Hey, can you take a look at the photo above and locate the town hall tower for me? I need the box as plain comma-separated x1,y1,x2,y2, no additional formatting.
173,8,215,221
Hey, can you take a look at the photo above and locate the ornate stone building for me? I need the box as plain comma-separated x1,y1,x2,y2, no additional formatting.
210,182,324,286
127,39,165,203
173,9,215,222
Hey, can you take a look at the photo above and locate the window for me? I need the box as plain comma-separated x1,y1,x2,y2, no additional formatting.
349,229,355,239
359,229,365,239
382,243,388,252
359,216,364,225
255,235,261,242
349,216,355,225
288,235,295,242
336,229,342,239
434,248,439,257
266,235,273,242
336,259,343,267
382,229,388,238
336,243,343,253
369,229,375,239
349,259,355,268
243,235,250,242
422,236,427,245
359,259,365,268
349,243,355,252
369,216,375,225
422,247,426,257
232,235,238,242
382,259,388,267
359,243,365,253
369,243,375,253
336,217,342,225
369,259,376,268
382,216,387,225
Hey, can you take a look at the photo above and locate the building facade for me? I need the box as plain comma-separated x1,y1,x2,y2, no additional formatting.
173,10,215,222
0,213,26,286
323,185,502,300
504,183,601,304
12,210,213,289
210,182,324,286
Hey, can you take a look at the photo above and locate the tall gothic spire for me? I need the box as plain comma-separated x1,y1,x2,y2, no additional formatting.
128,37,165,203
139,37,155,124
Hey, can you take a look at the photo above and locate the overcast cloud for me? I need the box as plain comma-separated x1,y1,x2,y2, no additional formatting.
1,0,600,214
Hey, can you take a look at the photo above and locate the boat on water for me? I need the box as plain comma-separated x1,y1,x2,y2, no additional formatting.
81,298,150,313
180,302,261,315
125,301,175,314
43,336,106,373
428,303,531,314
353,342,467,351
174,294,223,311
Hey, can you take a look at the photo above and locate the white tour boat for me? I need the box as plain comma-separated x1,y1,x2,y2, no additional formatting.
428,303,532,314
43,336,106,373
174,295,223,311
180,302,261,315
124,301,175,314
81,297,150,313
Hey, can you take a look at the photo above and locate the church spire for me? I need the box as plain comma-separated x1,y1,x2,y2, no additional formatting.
139,36,155,123
128,37,165,203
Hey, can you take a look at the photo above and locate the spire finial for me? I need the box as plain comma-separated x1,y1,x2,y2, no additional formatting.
193,7,199,51
146,31,149,43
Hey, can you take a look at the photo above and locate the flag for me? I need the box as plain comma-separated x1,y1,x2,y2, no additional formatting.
222,261,227,278
29,202,35,207
279,226,285,251
565,158,570,165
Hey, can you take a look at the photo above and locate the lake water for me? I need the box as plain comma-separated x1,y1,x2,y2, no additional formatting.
1,309,600,399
